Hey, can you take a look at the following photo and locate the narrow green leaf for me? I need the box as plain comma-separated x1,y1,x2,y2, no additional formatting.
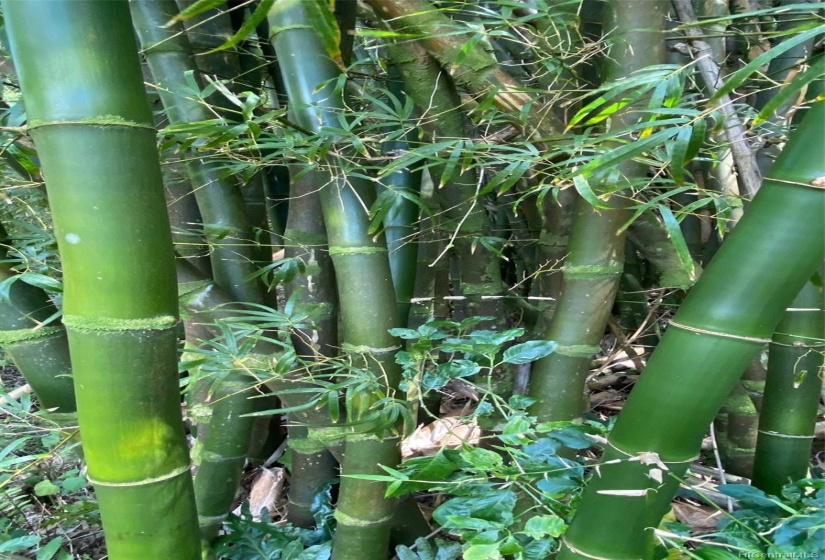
572,175,612,209
166,0,226,25
668,125,694,185
658,204,696,285
36,537,63,560
712,25,825,101
205,0,275,54
754,56,825,125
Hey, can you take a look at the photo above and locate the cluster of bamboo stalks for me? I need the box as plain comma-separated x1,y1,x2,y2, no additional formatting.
0,1,821,559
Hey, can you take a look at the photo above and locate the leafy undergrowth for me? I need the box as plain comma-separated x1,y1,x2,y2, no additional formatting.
1,320,823,560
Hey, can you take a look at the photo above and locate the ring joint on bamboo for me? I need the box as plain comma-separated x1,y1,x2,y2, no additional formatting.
757,430,813,439
328,246,388,256
767,176,825,190
88,463,192,487
559,537,614,560
668,320,771,344
607,440,697,464
333,509,394,526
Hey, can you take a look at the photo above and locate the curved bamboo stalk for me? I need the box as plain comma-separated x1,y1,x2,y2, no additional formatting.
131,1,270,538
2,2,201,557
0,261,75,413
268,2,406,556
527,0,667,423
558,99,825,560
752,277,824,495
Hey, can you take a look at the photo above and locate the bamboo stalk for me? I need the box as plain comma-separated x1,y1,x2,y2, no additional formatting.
268,2,407,556
527,0,667,423
2,2,201,557
558,99,825,560
752,277,824,495
0,260,75,413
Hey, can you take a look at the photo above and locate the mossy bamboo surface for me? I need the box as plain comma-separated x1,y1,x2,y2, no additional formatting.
527,0,666,423
752,277,824,495
559,100,825,560
268,2,405,556
0,262,75,412
131,1,269,537
2,2,201,557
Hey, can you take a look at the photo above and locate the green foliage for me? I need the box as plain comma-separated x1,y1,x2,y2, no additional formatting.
701,479,825,554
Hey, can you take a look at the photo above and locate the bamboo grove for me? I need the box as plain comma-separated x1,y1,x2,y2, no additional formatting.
0,0,822,559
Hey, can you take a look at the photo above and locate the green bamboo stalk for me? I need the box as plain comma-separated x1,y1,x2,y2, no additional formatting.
379,67,423,327
2,2,201,557
131,0,264,305
527,0,667,423
268,2,407,557
0,261,75,413
281,168,340,527
131,1,269,538
751,277,824,495
365,0,564,138
558,100,825,560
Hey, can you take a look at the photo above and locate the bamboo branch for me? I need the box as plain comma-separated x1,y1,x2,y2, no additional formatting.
671,0,763,200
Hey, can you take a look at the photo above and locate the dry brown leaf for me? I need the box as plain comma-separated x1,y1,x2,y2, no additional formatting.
673,501,720,533
401,416,481,458
233,467,286,520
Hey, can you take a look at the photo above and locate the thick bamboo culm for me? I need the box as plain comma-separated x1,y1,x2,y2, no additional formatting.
2,1,201,557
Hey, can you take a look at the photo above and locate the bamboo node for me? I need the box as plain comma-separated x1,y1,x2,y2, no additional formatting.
88,463,191,487
559,537,614,560
333,508,394,526
554,344,600,357
328,246,388,256
766,176,825,190
63,314,179,332
757,430,813,439
562,263,623,278
668,320,771,344
0,325,65,346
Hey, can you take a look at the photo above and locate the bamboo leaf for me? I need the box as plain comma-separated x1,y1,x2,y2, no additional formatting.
572,175,612,209
580,128,677,178
712,25,825,101
754,56,825,125
205,0,275,54
502,341,558,364
668,125,694,185
658,204,697,285
165,0,226,25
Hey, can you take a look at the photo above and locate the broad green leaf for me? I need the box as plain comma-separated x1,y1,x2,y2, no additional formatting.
434,539,462,560
295,541,333,560
522,514,566,539
502,340,558,364
463,544,502,560
34,479,60,497
536,476,579,495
